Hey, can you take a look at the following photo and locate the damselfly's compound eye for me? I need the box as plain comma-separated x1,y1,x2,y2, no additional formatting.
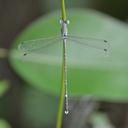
60,20,62,24
67,20,70,24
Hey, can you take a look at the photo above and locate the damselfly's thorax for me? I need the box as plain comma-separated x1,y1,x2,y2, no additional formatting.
60,20,69,40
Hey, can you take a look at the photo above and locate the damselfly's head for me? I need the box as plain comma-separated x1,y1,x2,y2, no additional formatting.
60,20,70,39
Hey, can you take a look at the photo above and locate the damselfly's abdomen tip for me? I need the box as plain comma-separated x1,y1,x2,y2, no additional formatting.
65,110,69,115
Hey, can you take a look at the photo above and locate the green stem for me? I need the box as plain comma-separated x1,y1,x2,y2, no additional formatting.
56,42,65,128
61,0,67,21
56,1,67,127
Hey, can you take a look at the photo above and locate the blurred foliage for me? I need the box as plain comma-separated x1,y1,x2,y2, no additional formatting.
21,86,58,128
10,9,128,101
0,80,9,97
41,0,128,21
0,119,11,128
42,0,88,12
90,112,114,128
88,0,128,21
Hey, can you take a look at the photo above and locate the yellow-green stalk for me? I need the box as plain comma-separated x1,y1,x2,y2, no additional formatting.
56,0,67,128
61,0,67,21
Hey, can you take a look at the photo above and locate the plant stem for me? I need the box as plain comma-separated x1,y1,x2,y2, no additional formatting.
56,40,67,128
56,1,67,127
61,0,67,21
56,77,65,128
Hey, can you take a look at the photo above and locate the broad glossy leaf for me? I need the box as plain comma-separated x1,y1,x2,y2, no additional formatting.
10,9,128,101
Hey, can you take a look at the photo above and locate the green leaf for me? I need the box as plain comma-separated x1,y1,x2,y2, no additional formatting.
0,119,11,128
0,81,9,97
90,112,114,128
10,9,128,101
21,86,58,127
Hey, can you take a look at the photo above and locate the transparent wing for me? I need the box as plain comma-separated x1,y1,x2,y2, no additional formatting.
68,35,109,52
18,36,61,55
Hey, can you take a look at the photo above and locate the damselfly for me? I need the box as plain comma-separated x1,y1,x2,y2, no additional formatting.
18,0,109,116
